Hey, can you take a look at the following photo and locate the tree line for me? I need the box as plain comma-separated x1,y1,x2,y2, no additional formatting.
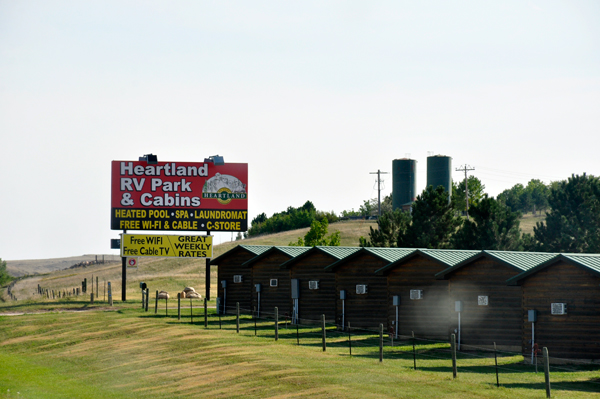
360,174,600,253
248,201,338,237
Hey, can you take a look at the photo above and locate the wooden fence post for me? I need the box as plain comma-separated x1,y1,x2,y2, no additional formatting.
108,282,112,306
236,302,240,333
154,290,158,314
451,333,457,378
177,293,181,321
379,323,383,362
348,322,352,356
543,347,551,398
275,307,279,341
204,297,208,328
494,342,499,387
145,288,149,311
412,331,417,370
322,314,326,352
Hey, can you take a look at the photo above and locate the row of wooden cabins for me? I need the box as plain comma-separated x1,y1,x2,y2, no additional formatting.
211,245,600,361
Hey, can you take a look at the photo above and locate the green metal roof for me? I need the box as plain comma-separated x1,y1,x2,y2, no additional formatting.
363,247,417,263
484,250,558,272
562,253,600,274
279,246,362,269
242,246,311,266
374,248,479,274
209,245,272,265
420,249,480,267
507,253,600,285
325,247,417,271
435,250,558,279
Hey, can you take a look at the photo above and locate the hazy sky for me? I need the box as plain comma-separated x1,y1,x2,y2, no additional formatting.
1,1,599,260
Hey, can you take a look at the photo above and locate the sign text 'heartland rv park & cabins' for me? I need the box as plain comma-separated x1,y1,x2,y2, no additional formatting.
111,160,248,232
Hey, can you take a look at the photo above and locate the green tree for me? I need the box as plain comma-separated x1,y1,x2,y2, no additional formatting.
400,186,461,249
0,258,12,286
452,176,485,213
290,218,341,247
498,183,525,212
525,179,550,214
534,174,600,253
359,209,411,247
452,195,523,251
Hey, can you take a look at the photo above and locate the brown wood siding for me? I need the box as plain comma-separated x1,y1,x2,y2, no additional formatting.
448,258,523,350
251,252,293,317
521,261,600,360
335,253,388,330
289,252,337,323
215,249,256,314
387,255,450,340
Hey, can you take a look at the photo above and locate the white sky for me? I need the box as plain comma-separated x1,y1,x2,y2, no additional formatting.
1,1,599,260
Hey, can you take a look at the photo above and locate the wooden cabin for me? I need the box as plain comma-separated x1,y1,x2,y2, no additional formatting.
280,246,361,324
210,245,272,314
244,246,310,318
376,249,478,340
508,254,600,361
436,251,555,351
326,248,412,331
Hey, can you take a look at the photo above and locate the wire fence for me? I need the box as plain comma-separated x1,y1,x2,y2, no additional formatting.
140,299,600,397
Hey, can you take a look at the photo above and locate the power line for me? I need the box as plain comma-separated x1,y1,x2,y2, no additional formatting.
456,165,475,220
370,169,389,217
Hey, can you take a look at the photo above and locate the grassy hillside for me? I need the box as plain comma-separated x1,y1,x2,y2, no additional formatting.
3,220,376,303
1,307,598,398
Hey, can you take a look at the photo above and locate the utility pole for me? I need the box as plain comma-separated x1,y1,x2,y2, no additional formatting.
455,165,475,220
369,170,389,218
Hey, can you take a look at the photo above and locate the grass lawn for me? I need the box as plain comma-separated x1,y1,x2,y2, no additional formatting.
1,303,598,398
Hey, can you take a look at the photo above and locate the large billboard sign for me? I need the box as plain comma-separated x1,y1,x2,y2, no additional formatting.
121,234,213,258
111,160,248,232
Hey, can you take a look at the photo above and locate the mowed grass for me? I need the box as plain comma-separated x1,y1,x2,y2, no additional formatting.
1,306,599,399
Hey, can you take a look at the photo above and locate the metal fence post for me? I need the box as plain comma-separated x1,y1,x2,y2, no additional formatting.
451,333,457,378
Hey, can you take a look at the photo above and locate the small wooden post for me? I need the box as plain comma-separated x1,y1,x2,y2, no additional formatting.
190,298,193,324
235,302,239,333
451,334,457,378
177,293,181,321
379,323,384,362
321,314,326,352
412,331,417,370
543,347,551,398
494,342,499,387
108,282,113,306
165,297,168,317
90,292,94,303
296,321,299,345
145,288,149,311
154,290,159,314
96,276,99,298
142,290,145,308
204,297,208,328
252,306,255,335
104,280,106,302
348,322,352,356
275,307,279,341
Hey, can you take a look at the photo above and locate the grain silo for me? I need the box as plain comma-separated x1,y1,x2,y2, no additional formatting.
392,158,417,210
427,155,452,199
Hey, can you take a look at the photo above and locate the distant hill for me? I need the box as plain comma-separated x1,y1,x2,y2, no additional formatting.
6,255,122,277
5,220,377,277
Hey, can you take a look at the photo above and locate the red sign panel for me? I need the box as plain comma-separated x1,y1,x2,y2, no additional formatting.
111,160,248,232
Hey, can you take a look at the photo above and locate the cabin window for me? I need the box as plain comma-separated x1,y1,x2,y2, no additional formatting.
233,275,242,283
478,296,488,306
270,279,278,287
308,280,319,290
356,284,368,294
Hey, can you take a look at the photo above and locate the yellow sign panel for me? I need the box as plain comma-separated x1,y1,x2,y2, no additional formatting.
121,234,213,258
